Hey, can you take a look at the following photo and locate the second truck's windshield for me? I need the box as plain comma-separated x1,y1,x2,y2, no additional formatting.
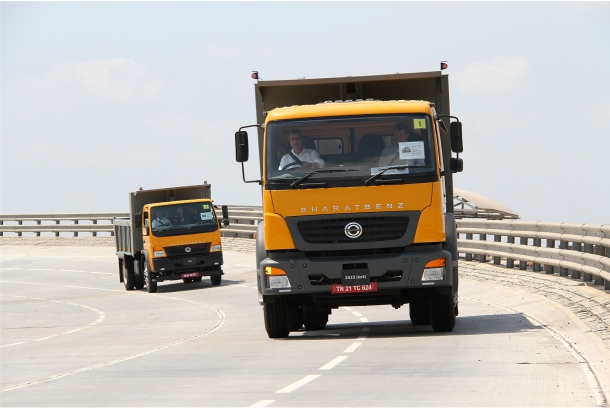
151,202,217,236
265,114,437,188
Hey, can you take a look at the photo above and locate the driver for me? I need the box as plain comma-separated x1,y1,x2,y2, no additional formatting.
151,209,171,228
278,129,325,170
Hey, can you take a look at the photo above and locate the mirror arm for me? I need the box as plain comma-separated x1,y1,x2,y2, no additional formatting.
242,162,262,185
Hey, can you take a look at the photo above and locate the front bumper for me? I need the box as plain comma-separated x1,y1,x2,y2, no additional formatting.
258,245,453,303
152,251,223,275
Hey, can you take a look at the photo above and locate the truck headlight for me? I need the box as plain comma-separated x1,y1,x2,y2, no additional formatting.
210,240,221,252
265,266,291,289
422,258,446,281
153,248,166,257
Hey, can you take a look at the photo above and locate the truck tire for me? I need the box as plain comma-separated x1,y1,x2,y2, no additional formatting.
122,260,135,291
443,213,459,296
409,296,430,325
144,261,157,293
430,291,456,332
193,276,202,283
264,297,291,338
134,260,144,290
302,305,328,331
210,275,221,286
183,278,193,283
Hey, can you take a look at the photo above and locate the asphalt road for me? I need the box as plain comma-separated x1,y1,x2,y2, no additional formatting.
1,245,609,407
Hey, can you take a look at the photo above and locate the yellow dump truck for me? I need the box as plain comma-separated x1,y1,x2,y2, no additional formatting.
235,70,464,337
114,184,229,293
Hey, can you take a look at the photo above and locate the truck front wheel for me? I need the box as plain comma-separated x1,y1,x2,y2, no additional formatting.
409,296,431,325
430,291,456,332
122,260,134,291
264,297,291,338
302,305,329,331
144,261,157,293
210,275,221,286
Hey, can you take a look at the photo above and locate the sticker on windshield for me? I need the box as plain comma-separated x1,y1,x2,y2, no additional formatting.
399,141,425,160
203,204,210,209
370,166,410,175
200,212,213,220
413,119,426,129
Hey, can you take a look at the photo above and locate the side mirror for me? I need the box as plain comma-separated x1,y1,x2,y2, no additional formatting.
450,158,464,173
221,205,229,227
450,122,463,153
134,213,142,228
235,131,249,162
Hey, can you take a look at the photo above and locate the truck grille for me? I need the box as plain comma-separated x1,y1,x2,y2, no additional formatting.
297,217,409,244
164,243,211,257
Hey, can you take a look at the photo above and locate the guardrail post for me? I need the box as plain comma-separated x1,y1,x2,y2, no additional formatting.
559,240,568,276
36,220,41,237
493,235,501,265
17,220,23,237
73,220,78,237
0,220,3,236
479,233,487,263
605,246,610,290
92,220,98,237
546,239,555,274
571,242,581,279
55,220,60,237
582,243,593,282
533,238,542,271
594,245,605,286
465,233,473,261
519,237,528,270
506,236,515,268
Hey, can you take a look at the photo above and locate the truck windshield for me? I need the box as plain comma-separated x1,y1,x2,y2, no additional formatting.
151,202,218,237
265,114,437,189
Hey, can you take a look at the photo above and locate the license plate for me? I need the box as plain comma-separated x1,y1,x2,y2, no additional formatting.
181,272,199,279
331,282,377,294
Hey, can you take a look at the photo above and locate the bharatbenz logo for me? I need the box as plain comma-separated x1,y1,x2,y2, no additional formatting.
301,203,404,214
185,247,192,253
344,222,363,239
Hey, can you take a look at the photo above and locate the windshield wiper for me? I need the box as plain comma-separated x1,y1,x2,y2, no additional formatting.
290,169,357,189
364,165,427,186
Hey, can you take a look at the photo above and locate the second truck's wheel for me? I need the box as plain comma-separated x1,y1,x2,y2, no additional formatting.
122,260,134,291
210,275,221,286
144,262,157,293
134,260,144,290
302,305,329,331
183,278,193,283
264,297,291,338
193,276,202,283
430,291,456,332
409,296,431,325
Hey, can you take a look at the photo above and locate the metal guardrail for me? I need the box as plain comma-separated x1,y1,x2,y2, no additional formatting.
457,219,610,289
0,207,263,238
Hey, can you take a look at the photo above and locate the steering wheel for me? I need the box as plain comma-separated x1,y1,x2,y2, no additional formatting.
282,162,302,171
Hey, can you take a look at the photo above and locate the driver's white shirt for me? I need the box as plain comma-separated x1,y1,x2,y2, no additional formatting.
279,148,325,170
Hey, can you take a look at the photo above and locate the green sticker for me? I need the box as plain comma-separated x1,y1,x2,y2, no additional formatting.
203,204,210,209
413,119,426,129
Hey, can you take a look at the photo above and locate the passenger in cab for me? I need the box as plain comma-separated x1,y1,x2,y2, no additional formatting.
279,129,325,170
378,122,426,167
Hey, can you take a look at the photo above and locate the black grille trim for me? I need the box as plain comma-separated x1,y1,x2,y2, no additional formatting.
298,217,409,244
164,243,211,257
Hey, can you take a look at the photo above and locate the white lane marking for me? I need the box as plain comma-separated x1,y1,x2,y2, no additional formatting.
359,317,368,322
61,269,86,273
90,272,112,275
275,375,321,394
342,307,353,311
343,342,362,353
4,294,105,346
464,296,609,406
319,356,348,370
352,311,363,317
0,342,26,348
357,333,368,341
34,335,57,341
1,304,225,393
26,269,54,271
0,280,226,393
249,400,275,407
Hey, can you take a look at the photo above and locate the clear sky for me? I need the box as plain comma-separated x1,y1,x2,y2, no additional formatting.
2,2,609,224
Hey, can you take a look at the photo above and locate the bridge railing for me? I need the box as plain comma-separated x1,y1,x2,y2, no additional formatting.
457,219,610,289
0,206,263,238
